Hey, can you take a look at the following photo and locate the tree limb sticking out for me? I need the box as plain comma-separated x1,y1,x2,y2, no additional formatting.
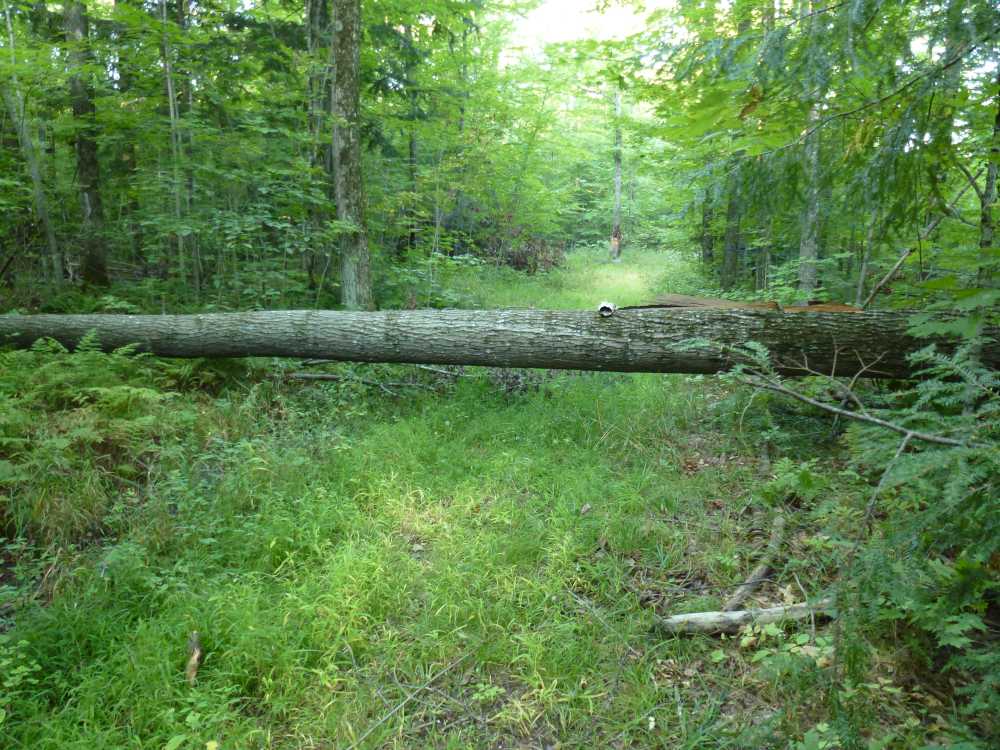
722,515,785,612
1,307,997,379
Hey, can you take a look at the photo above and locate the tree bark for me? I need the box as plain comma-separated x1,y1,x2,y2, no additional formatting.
332,0,373,309
2,308,995,378
610,85,623,262
63,1,108,286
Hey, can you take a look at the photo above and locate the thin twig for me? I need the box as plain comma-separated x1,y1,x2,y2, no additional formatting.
956,162,986,202
0,251,14,282
345,653,469,750
862,433,913,533
569,590,642,660
862,172,982,308
797,32,996,145
792,571,816,642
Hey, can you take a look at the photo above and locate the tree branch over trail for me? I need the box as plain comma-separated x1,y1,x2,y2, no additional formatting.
861,172,982,309
741,368,971,446
2,307,998,379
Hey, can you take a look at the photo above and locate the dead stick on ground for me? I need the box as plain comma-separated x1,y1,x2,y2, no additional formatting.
345,653,469,750
722,515,785,612
656,597,834,635
185,631,203,686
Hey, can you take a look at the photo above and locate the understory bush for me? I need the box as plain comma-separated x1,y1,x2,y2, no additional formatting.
838,346,999,744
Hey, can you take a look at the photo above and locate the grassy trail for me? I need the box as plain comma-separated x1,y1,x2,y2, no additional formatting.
4,249,847,749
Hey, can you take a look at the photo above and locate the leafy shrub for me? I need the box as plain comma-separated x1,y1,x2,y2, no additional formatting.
498,240,566,274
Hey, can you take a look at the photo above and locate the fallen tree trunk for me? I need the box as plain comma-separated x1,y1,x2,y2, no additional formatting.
1,308,996,377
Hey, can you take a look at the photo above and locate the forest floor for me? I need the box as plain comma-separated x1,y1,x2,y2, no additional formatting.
2,249,939,749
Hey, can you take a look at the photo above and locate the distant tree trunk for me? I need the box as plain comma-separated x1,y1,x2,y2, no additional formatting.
450,24,471,247
855,215,878,306
755,245,770,291
176,0,200,295
405,24,418,253
721,163,742,290
700,189,714,264
306,0,333,292
610,85,623,262
112,0,143,267
978,68,999,286
797,0,825,303
332,0,373,309
2,87,62,283
797,104,821,302
408,129,418,249
159,0,185,283
64,1,108,286
4,0,60,283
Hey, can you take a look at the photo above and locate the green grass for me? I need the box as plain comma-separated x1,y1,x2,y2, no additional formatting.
0,248,953,748
449,245,709,309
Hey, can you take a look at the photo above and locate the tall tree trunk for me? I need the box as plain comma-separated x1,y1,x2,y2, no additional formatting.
1,88,62,283
332,0,373,309
307,0,333,291
797,104,821,302
177,0,200,295
112,0,143,267
610,85,623,262
64,0,108,286
855,215,879,306
407,129,418,251
159,0,190,286
700,189,714,264
449,24,471,248
3,308,995,379
721,163,742,290
405,24,418,254
2,2,61,283
978,67,999,286
796,0,825,303
755,245,770,291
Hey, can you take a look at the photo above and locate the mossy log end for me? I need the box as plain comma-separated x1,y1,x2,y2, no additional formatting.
1,308,996,378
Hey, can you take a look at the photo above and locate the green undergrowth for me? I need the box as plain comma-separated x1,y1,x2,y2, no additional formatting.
0,249,992,748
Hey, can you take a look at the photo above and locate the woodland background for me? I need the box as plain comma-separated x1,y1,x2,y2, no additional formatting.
1,1,998,748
